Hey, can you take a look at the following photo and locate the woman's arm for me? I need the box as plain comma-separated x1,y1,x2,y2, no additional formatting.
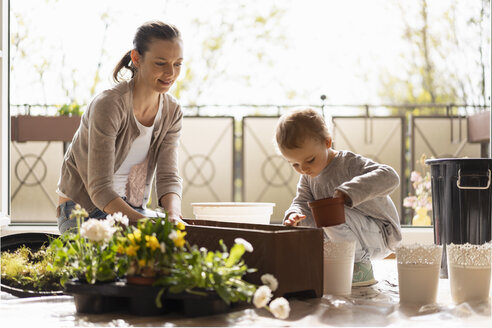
103,197,147,224
155,101,184,218
159,192,182,222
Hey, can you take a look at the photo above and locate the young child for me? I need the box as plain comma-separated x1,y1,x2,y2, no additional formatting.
275,108,402,286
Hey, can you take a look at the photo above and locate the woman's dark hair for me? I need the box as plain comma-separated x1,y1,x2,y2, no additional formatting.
113,21,181,82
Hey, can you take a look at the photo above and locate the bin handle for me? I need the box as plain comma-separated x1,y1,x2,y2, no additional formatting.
457,169,491,190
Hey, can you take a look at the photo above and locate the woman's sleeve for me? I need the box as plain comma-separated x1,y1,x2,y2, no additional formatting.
86,94,122,210
155,105,183,205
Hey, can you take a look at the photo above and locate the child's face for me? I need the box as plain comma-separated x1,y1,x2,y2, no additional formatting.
280,137,331,177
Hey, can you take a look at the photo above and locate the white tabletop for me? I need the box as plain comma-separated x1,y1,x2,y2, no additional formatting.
1,259,491,327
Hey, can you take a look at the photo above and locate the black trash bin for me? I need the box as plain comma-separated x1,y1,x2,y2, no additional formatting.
425,158,492,278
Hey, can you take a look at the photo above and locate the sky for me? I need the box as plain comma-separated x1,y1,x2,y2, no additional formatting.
9,0,491,114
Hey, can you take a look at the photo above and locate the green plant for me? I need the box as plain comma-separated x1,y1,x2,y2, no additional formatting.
155,238,257,306
57,102,83,116
48,205,128,285
1,245,63,292
116,215,185,277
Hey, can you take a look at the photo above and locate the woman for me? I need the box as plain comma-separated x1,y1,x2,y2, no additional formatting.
57,21,184,233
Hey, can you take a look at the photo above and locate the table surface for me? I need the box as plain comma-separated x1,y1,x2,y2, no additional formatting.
1,259,491,327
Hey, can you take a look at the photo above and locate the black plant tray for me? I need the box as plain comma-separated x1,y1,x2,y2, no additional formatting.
0,282,64,298
64,279,234,317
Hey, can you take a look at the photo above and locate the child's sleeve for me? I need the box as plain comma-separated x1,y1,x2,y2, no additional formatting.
335,154,400,207
284,175,314,222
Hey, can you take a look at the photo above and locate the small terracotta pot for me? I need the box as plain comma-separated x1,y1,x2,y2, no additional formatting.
308,197,345,227
126,275,156,286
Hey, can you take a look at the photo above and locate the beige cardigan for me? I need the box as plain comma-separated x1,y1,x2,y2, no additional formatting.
57,79,183,213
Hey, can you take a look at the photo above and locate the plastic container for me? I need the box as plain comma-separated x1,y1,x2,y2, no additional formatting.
191,202,275,224
447,243,492,304
307,197,345,227
396,244,442,305
323,240,355,296
426,158,492,278
64,279,231,317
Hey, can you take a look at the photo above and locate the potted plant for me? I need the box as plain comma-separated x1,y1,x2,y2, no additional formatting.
1,243,64,297
11,101,82,142
116,215,185,284
404,154,433,226
48,205,129,285
48,206,292,318
155,237,257,304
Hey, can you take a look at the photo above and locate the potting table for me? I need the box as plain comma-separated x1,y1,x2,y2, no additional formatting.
1,259,490,327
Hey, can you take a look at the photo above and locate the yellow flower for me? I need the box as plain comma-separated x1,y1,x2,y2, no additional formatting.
125,244,140,256
177,222,186,230
133,229,142,242
116,244,125,254
138,259,146,267
173,230,187,248
145,235,160,251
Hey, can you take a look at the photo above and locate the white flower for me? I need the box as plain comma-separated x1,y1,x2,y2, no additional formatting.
261,274,278,292
168,230,178,241
80,218,115,243
160,242,166,253
234,238,253,252
253,285,272,308
269,297,290,319
106,212,129,226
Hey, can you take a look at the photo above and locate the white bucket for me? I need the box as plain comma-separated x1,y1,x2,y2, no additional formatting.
191,202,275,224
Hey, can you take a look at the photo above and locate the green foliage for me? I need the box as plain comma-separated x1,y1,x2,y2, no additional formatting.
48,207,127,285
173,1,288,105
49,232,126,285
155,239,257,306
379,0,490,107
57,102,83,117
116,216,185,277
45,205,258,309
0,245,63,292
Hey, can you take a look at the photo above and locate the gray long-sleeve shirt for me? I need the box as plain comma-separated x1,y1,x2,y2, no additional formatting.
285,150,402,250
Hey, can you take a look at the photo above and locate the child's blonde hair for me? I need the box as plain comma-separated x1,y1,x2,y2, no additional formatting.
275,107,330,150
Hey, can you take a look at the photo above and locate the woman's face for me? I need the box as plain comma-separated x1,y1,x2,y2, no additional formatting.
132,38,183,94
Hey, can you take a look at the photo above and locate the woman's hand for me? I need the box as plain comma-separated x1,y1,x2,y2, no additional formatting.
284,212,306,226
159,193,185,224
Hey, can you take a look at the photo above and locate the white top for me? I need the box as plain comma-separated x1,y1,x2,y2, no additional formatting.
113,98,163,198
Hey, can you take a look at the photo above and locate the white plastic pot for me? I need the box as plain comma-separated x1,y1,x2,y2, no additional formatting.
191,202,275,224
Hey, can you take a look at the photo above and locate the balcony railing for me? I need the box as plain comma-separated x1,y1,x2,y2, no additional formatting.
9,103,490,225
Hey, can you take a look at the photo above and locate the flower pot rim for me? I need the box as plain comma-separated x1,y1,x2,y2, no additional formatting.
308,197,344,208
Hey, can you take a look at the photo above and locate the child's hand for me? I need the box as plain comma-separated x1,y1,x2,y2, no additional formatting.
333,190,351,206
284,212,306,226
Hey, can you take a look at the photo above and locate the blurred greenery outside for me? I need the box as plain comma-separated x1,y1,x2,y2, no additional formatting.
8,0,491,225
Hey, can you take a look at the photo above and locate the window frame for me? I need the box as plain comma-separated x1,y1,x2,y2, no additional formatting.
1,0,10,226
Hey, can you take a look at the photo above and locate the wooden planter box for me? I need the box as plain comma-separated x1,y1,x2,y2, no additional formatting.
11,115,81,142
467,111,490,143
184,220,324,298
